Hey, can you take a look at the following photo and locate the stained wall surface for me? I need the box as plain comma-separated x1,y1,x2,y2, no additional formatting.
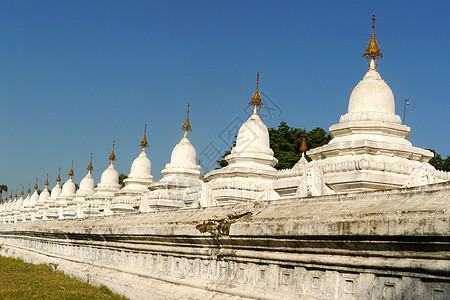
1,182,449,299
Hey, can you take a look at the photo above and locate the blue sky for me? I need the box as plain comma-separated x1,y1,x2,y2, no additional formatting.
0,1,449,192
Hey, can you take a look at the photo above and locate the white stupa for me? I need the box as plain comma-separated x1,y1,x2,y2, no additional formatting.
19,185,32,222
64,156,95,219
307,15,449,192
0,196,6,224
44,171,63,220
12,189,24,223
111,125,154,214
24,181,39,222
3,194,13,224
84,142,121,217
8,193,16,224
0,198,3,224
141,104,203,211
34,175,50,220
204,73,278,204
52,162,77,219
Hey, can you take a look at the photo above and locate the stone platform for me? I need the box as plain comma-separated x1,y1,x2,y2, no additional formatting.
0,182,449,299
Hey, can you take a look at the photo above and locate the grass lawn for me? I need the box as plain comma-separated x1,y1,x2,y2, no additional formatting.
0,255,128,299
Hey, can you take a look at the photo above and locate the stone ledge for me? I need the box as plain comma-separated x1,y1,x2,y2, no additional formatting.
0,182,449,299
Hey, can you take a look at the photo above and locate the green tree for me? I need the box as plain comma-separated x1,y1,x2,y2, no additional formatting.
428,149,450,172
216,122,331,170
37,189,51,195
0,185,8,200
119,174,128,187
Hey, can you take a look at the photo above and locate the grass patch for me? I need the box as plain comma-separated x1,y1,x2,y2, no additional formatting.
0,255,128,299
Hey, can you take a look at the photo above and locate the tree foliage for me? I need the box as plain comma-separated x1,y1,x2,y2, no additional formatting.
216,122,449,172
119,174,128,187
217,122,331,170
0,185,8,200
428,149,450,172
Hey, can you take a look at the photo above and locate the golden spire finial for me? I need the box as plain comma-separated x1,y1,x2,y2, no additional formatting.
140,124,149,149
300,128,308,154
56,168,61,182
69,160,74,177
109,140,116,162
363,13,382,63
34,178,38,190
87,153,93,172
45,173,49,186
181,103,192,132
28,183,31,194
15,189,18,198
249,72,263,111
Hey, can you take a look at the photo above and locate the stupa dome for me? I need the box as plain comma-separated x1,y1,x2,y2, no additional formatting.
170,135,197,166
39,188,50,202
60,163,76,196
80,155,95,191
348,64,395,115
16,195,24,209
61,178,76,196
50,183,62,198
22,197,29,208
129,149,152,179
232,112,273,156
101,163,119,185
79,173,94,191
29,190,39,205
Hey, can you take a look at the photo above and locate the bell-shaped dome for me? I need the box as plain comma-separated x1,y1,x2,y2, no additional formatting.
348,62,395,115
22,190,30,208
232,112,273,156
7,197,16,211
39,187,50,202
29,191,39,206
50,182,62,198
129,149,152,179
60,178,76,196
170,134,197,166
15,196,24,209
100,162,119,185
79,172,94,191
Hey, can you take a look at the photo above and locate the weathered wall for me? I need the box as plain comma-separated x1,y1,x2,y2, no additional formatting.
1,182,449,300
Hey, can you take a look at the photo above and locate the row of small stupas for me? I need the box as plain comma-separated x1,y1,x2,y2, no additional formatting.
1,15,449,224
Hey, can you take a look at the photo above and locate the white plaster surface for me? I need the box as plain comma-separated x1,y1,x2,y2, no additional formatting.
1,182,449,300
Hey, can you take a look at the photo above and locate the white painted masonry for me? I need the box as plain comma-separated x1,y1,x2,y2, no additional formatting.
0,182,449,299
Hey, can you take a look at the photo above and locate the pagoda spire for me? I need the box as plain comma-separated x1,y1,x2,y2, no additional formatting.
56,168,61,183
68,160,74,178
140,124,149,149
87,153,93,173
363,14,382,69
249,72,263,113
109,140,116,163
181,103,192,135
299,128,308,158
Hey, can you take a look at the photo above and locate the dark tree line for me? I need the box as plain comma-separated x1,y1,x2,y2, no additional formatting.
217,122,331,170
428,149,450,172
217,122,450,172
